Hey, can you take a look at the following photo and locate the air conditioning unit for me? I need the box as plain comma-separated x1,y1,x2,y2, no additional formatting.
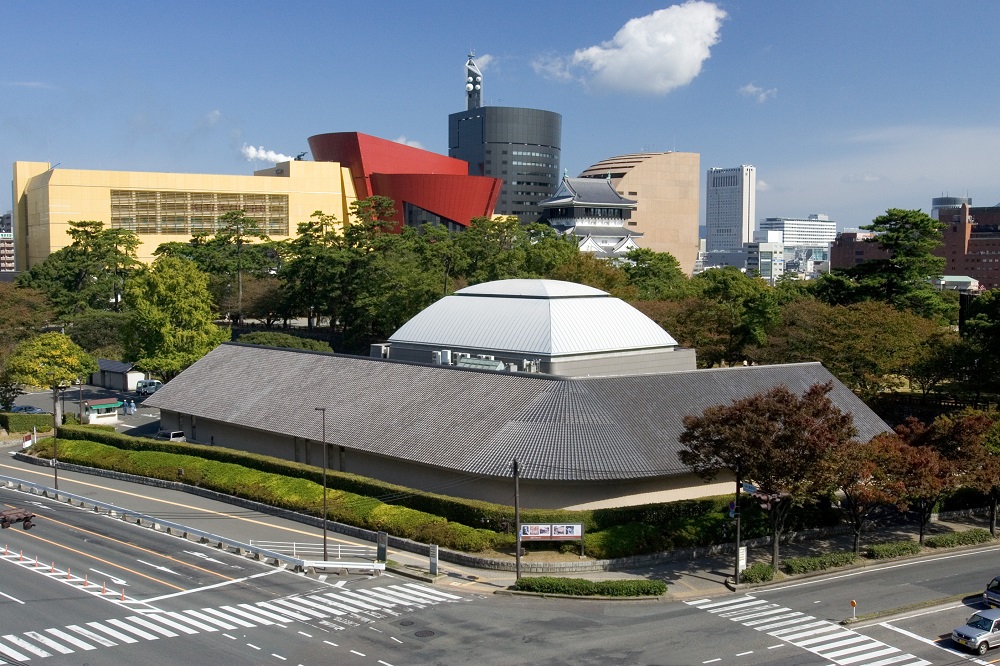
440,349,452,365
370,344,390,359
431,351,442,364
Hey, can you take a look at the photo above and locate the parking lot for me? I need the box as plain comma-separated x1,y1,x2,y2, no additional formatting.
10,383,161,438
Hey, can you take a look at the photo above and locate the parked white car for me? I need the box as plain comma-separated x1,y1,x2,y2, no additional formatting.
136,380,163,395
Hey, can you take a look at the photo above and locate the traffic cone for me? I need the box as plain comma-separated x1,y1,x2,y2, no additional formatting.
67,567,70,580
102,581,106,595
51,562,54,573
120,588,125,601
84,574,88,587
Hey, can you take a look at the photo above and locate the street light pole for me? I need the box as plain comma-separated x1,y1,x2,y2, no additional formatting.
314,407,328,562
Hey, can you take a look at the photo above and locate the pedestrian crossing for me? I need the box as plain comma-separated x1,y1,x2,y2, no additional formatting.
0,583,464,662
686,595,931,666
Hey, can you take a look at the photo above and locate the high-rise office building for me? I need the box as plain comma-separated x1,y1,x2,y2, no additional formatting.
705,165,755,252
448,54,561,222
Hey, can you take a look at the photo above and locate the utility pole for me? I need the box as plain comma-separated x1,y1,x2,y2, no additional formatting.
734,469,742,585
513,458,521,581
314,407,328,562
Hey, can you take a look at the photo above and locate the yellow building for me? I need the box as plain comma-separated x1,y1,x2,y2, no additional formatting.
578,152,700,275
12,160,356,270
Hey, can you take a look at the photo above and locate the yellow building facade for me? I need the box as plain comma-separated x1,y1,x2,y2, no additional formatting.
12,160,357,270
579,152,700,275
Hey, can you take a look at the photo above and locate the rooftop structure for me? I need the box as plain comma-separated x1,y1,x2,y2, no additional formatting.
537,176,641,259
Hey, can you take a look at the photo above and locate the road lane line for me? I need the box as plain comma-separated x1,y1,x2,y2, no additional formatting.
144,569,281,602
2,634,52,657
0,638,33,661
105,618,159,640
0,589,24,604
181,609,238,630
24,630,75,654
123,615,179,637
66,624,117,647
46,627,97,651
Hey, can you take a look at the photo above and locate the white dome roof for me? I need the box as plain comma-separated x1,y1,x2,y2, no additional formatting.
389,279,677,356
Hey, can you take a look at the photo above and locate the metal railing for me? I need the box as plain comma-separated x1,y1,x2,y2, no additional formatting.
0,474,384,574
249,541,375,560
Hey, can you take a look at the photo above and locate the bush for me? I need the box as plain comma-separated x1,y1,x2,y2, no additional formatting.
740,562,774,584
511,576,666,597
783,552,857,575
1,412,54,433
925,528,995,548
866,541,922,559
939,486,989,512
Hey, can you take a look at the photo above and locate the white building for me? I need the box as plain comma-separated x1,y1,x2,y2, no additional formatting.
747,230,785,285
705,165,755,252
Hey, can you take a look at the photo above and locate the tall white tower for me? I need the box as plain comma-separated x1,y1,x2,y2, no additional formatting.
465,53,483,110
705,165,756,252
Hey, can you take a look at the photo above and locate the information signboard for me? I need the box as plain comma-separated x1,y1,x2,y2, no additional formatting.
519,523,584,541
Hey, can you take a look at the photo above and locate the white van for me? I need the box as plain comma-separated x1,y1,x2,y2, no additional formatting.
136,380,162,395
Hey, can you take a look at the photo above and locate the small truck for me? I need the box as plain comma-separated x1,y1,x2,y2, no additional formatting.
0,508,36,530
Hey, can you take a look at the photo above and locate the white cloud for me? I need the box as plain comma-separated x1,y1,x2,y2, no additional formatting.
535,1,726,95
740,82,777,103
474,54,494,70
1,81,52,89
204,109,221,126
393,135,424,149
756,178,771,192
241,144,294,163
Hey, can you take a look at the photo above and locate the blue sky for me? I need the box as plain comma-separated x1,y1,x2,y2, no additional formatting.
3,1,999,231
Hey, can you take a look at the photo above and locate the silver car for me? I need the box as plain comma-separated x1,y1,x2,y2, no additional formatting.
952,608,1000,655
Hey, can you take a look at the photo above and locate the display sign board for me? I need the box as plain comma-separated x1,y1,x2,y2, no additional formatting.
519,523,584,541
738,546,747,572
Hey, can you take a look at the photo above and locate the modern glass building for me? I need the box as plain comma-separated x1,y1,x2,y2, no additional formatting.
705,165,755,252
448,55,561,222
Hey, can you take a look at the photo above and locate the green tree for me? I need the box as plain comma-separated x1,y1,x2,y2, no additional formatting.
67,310,128,360
16,220,140,315
548,251,637,300
123,256,231,380
280,211,345,330
216,210,270,325
679,382,857,570
457,216,530,284
620,248,691,300
237,331,333,352
7,332,97,426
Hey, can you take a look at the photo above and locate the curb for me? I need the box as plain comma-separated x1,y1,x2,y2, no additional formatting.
726,542,1000,593
494,589,668,602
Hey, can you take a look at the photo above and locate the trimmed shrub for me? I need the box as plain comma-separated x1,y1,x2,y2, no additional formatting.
783,552,857,575
866,541,921,559
740,562,774,584
511,576,666,597
925,529,995,548
1,412,54,433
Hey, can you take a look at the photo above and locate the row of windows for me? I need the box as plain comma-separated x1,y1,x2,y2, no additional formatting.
110,190,289,236
512,160,557,168
511,150,556,159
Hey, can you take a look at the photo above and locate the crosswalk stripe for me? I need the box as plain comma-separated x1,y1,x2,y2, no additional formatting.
337,590,389,610
124,616,178,638
258,599,316,622
140,613,199,635
728,606,785,621
309,594,364,614
319,594,377,613
0,639,32,662
744,611,797,626
164,611,217,633
811,635,876,654
106,618,159,641
756,614,811,631
687,596,756,610
3,634,52,657
795,629,856,646
66,624,117,648
350,588,404,607
862,656,929,666
826,641,895,659
44,628,96,651
713,599,769,614
838,646,900,664
24,631,74,655
86,621,139,644
221,605,275,625
772,621,835,639
201,607,255,628
184,609,240,630
401,583,463,601
366,587,428,606
264,599,325,619
296,595,346,615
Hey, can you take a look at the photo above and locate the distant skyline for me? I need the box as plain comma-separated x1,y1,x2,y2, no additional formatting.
3,1,999,231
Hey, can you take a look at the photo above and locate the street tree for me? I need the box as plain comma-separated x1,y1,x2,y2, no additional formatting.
827,433,908,554
123,256,230,380
679,382,857,570
6,332,97,426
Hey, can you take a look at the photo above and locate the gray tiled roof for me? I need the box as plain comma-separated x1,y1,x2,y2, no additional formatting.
147,344,890,482
97,358,135,374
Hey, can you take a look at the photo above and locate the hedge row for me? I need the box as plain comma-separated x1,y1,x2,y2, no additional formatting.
1,412,55,433
45,438,501,552
783,552,857,575
866,541,922,559
510,576,667,597
925,528,995,548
